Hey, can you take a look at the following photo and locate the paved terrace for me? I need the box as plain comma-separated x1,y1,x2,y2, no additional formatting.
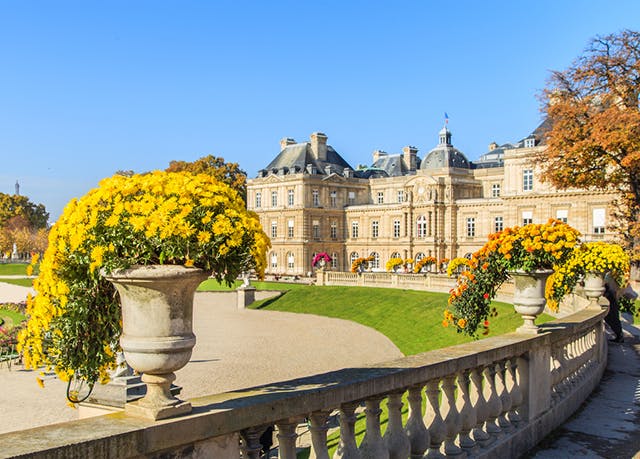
1,280,640,457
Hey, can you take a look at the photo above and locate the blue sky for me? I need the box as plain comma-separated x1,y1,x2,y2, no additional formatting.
2,1,639,221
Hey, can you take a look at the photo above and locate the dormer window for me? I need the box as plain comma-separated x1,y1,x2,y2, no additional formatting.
524,138,535,148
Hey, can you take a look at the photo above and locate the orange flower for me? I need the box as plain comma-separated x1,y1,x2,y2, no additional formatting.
457,318,467,328
442,319,449,328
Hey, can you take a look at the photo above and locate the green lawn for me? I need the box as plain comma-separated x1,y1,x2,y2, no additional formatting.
244,283,553,355
0,308,26,328
0,278,34,288
0,263,31,276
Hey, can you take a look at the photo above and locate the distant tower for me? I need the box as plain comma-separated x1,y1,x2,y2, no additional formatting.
15,180,20,196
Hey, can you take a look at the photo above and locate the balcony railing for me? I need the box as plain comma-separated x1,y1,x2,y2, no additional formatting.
1,307,606,458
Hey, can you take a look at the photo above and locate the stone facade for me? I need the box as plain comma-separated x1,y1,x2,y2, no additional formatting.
247,127,618,275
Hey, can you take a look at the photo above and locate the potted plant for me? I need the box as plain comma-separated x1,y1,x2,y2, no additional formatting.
386,257,404,272
18,171,270,419
414,256,437,273
444,220,581,335
351,256,374,274
312,252,332,270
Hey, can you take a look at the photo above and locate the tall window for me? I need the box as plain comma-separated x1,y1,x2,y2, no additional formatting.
522,211,533,225
330,191,337,208
255,192,262,208
350,252,359,264
556,209,568,223
415,252,425,263
288,219,294,238
312,220,320,239
523,169,533,191
287,189,294,207
330,221,337,239
377,192,384,204
271,190,278,207
466,217,475,237
371,220,379,238
393,219,401,238
494,216,504,233
593,208,606,234
312,189,320,207
351,221,359,238
287,252,295,269
417,215,427,238
397,190,405,203
270,253,277,269
331,252,338,269
271,221,278,238
348,191,356,205
370,252,380,270
492,183,501,197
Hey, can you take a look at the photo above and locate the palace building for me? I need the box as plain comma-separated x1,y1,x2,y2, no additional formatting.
246,125,617,275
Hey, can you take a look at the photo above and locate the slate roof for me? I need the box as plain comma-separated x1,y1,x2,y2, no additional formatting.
370,153,420,177
260,142,355,176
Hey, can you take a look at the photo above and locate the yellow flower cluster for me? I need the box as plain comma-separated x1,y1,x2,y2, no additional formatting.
385,257,404,272
447,257,471,277
18,171,270,384
414,256,437,273
351,256,374,273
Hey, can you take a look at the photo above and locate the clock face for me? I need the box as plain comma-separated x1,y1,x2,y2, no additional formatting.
418,187,425,194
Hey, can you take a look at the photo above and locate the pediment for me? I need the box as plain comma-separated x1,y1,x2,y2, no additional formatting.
321,173,347,183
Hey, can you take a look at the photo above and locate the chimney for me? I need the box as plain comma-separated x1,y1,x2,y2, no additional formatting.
280,137,296,151
402,146,418,172
310,132,328,161
372,149,387,163
488,142,498,151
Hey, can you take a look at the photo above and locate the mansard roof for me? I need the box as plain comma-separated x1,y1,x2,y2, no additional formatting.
370,153,421,177
260,142,355,177
421,126,471,170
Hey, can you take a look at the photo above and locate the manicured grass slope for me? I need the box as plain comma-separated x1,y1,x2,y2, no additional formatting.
0,278,33,288
247,284,553,355
0,308,26,327
0,264,29,276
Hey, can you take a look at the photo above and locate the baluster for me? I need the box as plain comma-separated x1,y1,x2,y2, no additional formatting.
333,402,361,459
457,370,477,454
359,397,389,459
507,357,523,427
384,391,410,459
405,385,429,459
424,378,446,458
483,364,502,440
441,375,463,457
241,426,266,459
309,410,331,459
549,351,562,401
496,360,513,431
276,419,299,459
470,367,491,447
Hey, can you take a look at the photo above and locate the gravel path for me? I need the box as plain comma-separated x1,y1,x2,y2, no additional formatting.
0,286,402,434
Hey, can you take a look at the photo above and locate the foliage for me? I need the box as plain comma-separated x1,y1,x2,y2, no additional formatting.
351,256,374,273
312,252,332,267
18,171,269,385
538,30,640,261
445,220,581,336
166,155,248,202
385,257,404,272
447,258,471,276
546,242,630,310
0,193,49,230
414,256,437,273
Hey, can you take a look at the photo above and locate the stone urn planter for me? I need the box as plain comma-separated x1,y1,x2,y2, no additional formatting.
582,272,607,308
105,264,209,420
509,269,553,334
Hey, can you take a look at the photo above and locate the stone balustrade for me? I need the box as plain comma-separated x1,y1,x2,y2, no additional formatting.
1,307,606,459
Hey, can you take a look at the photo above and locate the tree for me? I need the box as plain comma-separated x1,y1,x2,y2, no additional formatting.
166,155,247,202
537,30,640,261
0,193,49,229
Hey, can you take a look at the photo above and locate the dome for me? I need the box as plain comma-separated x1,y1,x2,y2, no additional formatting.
420,126,471,170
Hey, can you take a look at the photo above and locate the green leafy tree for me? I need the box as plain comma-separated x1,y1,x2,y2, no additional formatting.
0,193,49,229
537,30,640,261
166,155,247,202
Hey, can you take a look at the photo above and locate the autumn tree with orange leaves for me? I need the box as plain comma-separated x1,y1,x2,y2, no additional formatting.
166,155,247,202
538,30,640,262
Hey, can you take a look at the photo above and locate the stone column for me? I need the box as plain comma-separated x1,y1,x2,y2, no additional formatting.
237,286,256,309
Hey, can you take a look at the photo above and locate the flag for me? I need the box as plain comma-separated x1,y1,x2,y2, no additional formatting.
444,112,449,124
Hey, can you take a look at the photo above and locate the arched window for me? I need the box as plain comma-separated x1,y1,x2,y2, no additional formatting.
370,252,380,270
287,252,295,269
390,251,401,260
417,215,427,238
350,252,359,264
415,252,425,262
